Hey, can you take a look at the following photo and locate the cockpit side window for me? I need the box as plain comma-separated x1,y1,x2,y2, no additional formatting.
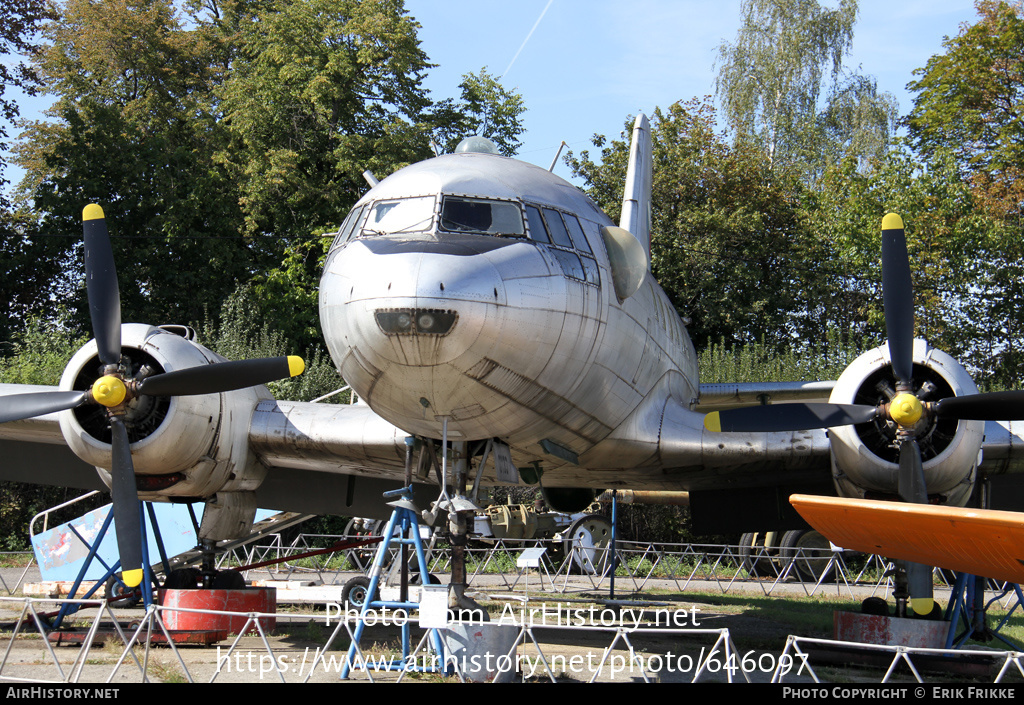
362,196,435,237
439,196,525,237
561,213,593,253
330,203,367,251
524,205,551,243
525,203,601,288
542,208,574,248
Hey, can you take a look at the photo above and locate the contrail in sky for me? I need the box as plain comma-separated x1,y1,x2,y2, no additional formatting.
501,0,555,80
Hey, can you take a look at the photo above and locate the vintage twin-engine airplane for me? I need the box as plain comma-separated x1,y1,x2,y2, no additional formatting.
3,116,1024,613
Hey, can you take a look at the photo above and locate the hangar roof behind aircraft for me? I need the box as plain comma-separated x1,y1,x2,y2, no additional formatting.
361,152,610,224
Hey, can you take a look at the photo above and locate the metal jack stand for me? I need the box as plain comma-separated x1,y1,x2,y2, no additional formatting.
945,572,1024,650
50,502,156,629
341,485,447,679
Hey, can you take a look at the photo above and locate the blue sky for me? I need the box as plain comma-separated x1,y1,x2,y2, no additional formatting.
408,0,981,181
3,0,982,190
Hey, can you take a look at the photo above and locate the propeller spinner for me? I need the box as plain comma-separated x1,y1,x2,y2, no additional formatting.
0,205,305,587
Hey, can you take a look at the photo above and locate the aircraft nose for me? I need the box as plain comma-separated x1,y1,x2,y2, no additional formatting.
374,308,459,336
322,242,506,369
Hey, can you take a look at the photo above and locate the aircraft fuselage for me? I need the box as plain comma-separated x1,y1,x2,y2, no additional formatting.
319,150,698,466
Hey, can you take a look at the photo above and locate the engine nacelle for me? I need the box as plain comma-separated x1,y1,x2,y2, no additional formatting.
828,338,983,507
58,324,271,502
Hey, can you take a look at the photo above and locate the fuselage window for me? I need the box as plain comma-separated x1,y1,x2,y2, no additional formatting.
580,254,600,286
362,196,435,237
542,208,575,248
550,249,585,281
524,205,552,243
439,196,525,237
525,203,601,287
562,213,593,253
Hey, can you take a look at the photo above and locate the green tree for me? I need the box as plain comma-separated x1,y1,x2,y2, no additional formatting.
199,282,343,402
716,0,896,180
568,100,824,350
0,0,49,198
15,0,254,334
812,144,1020,387
430,68,527,156
0,0,60,345
216,0,435,240
211,0,441,352
11,0,528,366
817,73,899,174
906,0,1024,217
0,205,71,346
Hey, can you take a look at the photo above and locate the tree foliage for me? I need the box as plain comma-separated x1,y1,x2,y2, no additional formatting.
14,0,252,335
906,0,1024,217
0,1,59,345
0,0,50,198
8,0,526,359
430,68,527,156
216,0,435,240
199,282,344,402
716,0,896,181
568,99,827,350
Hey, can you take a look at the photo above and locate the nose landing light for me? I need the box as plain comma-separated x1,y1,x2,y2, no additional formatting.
375,308,458,336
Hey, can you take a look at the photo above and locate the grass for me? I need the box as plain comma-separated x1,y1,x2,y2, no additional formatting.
0,552,34,568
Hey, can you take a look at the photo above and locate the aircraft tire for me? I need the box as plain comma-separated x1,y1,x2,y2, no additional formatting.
211,570,247,590
780,529,834,583
162,568,200,590
564,514,612,575
342,576,376,610
738,533,774,578
409,571,440,586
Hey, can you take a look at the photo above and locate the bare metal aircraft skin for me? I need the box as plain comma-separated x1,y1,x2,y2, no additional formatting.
3,118,1024,542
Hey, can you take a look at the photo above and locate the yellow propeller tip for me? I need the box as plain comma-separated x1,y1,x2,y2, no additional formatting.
287,356,305,377
882,213,904,231
703,412,722,433
121,568,144,588
83,204,105,221
911,597,935,616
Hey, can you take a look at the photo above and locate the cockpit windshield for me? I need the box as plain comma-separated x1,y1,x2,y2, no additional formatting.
439,196,525,237
363,196,435,236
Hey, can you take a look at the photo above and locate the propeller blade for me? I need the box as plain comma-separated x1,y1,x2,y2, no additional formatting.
0,391,88,424
905,560,936,617
704,402,878,433
82,205,122,366
934,390,1024,421
136,356,305,397
109,417,144,587
898,438,927,504
881,213,914,383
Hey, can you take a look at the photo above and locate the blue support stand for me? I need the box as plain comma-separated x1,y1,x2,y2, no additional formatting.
341,486,446,679
48,501,157,630
944,572,1023,650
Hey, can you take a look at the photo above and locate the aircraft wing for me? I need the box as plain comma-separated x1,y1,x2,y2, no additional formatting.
789,494,1024,584
0,384,413,509
694,381,836,413
0,384,107,491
